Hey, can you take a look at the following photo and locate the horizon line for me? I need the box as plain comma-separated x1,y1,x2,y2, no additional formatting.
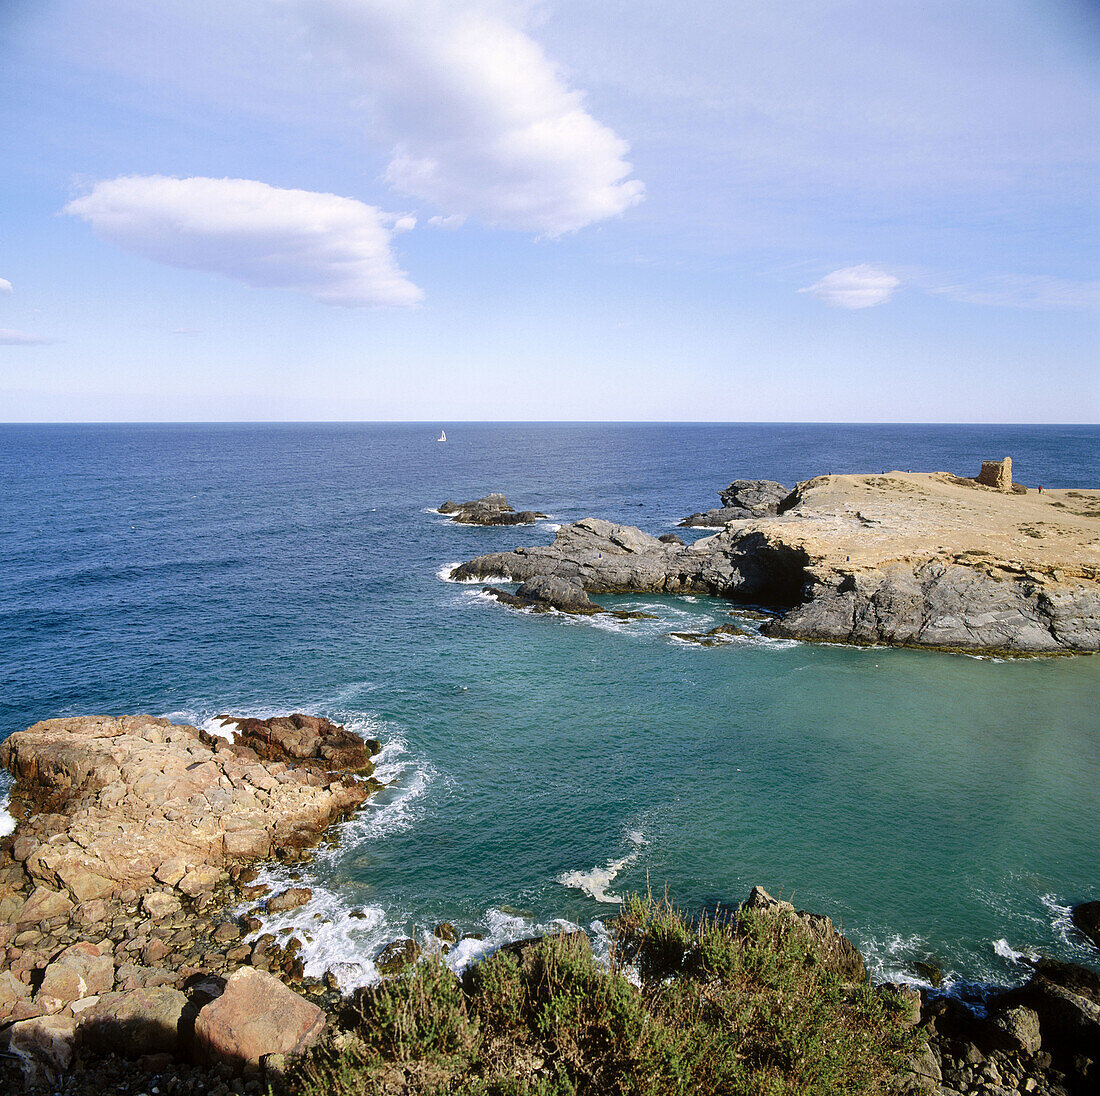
1,419,1098,428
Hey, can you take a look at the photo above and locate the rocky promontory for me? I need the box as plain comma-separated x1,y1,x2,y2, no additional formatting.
439,493,547,525
0,713,381,1092
451,472,1100,654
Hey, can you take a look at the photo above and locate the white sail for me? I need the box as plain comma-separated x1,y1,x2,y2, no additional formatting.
438,429,446,442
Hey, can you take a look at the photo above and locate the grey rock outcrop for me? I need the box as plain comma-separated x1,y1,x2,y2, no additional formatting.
679,479,789,527
439,493,547,525
452,473,1100,654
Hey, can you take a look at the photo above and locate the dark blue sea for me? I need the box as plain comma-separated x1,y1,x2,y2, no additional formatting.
1,423,1098,989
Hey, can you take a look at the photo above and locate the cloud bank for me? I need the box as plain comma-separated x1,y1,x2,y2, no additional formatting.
294,0,643,235
801,265,900,309
0,278,11,294
0,329,53,345
64,175,423,307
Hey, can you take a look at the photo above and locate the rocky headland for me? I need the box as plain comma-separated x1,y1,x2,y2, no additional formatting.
439,493,548,525
451,472,1100,654
0,713,382,1093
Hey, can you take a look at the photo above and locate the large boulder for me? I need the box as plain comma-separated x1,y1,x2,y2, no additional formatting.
213,713,379,773
266,887,312,913
719,480,791,513
515,575,599,613
8,1014,77,1082
36,943,114,1010
194,968,325,1070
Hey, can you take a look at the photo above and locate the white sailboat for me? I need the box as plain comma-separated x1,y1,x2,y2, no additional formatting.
437,429,447,442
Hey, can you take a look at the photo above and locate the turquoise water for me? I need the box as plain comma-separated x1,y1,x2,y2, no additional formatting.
1,423,1097,989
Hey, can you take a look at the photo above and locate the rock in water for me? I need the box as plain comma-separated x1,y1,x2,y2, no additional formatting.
515,575,598,612
194,967,325,1069
375,938,422,975
438,493,547,525
1071,900,1100,951
213,712,379,774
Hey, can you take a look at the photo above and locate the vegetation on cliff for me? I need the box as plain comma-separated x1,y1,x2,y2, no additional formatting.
292,892,920,1096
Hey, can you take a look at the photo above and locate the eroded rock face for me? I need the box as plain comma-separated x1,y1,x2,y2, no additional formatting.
440,493,547,525
680,479,790,527
0,715,376,900
453,473,1100,653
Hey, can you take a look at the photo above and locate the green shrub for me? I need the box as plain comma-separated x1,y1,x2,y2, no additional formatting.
291,892,920,1096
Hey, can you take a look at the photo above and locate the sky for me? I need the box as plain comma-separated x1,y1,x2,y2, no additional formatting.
1,0,1098,422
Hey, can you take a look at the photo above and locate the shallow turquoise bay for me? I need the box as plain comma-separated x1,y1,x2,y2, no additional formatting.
1,423,1097,987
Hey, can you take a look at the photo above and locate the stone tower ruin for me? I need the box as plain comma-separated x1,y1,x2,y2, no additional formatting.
977,457,1012,491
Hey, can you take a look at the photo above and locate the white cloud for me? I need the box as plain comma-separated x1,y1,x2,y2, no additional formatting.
0,329,53,345
800,265,900,309
0,278,12,294
64,175,423,307
292,0,643,236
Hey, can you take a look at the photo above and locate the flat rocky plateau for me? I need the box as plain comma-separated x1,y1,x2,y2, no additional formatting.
452,472,1100,653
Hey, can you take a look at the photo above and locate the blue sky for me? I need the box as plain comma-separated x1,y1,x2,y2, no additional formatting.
1,0,1097,421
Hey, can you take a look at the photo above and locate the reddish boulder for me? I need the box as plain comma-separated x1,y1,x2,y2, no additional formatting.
194,967,325,1070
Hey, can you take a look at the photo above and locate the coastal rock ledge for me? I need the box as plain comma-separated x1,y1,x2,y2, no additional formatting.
451,472,1100,654
0,714,380,1091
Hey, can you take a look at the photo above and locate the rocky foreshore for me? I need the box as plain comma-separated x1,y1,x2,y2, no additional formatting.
0,713,381,1093
451,472,1100,654
3,713,1097,1096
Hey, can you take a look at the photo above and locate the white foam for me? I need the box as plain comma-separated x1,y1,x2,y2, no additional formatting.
558,827,647,905
202,716,237,743
1039,893,1077,946
0,771,15,838
851,929,948,987
437,562,509,584
992,938,1036,964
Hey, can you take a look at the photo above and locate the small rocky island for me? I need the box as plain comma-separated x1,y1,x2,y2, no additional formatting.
451,468,1100,654
439,493,547,525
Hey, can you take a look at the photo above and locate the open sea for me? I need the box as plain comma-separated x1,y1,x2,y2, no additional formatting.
1,422,1098,991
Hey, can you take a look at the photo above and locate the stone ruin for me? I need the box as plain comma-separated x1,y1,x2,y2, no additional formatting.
976,457,1012,491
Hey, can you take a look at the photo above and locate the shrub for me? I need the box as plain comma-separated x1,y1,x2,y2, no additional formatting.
292,892,920,1096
